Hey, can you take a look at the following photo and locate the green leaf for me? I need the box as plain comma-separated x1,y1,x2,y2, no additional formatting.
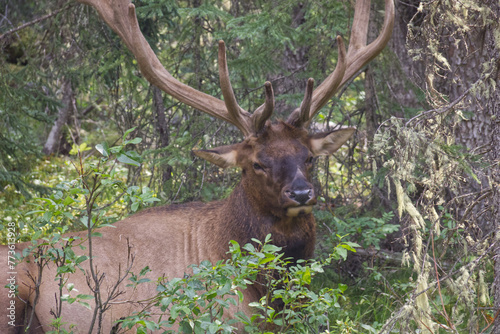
110,145,123,154
124,137,142,145
76,294,95,300
336,246,348,260
302,268,312,284
75,255,88,265
42,211,52,222
78,301,92,310
144,320,157,330
122,127,137,141
80,216,90,228
62,196,75,206
117,153,141,166
95,142,110,157
258,257,275,265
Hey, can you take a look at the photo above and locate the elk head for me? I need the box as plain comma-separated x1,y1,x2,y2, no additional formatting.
77,0,394,217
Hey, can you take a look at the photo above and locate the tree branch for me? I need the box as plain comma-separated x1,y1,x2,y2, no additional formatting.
0,3,74,42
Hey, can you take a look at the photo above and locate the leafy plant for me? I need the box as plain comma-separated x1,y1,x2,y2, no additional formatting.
16,129,160,332
119,234,358,333
315,210,398,250
333,212,398,250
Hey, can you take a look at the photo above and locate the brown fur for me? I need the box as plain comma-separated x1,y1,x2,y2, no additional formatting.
0,122,353,333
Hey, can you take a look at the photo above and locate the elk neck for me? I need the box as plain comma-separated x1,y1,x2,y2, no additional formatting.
218,182,316,261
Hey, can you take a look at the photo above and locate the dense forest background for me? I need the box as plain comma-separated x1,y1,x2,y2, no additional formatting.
1,0,499,332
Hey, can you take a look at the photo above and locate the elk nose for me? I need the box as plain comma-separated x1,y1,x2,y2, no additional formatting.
287,189,313,205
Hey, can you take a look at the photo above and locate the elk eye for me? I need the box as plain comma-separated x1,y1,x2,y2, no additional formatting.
305,156,314,164
253,162,264,171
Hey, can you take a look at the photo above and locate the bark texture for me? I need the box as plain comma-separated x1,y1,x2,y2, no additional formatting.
408,0,500,327
448,7,499,237
42,79,74,155
393,0,499,328
153,85,173,183
269,3,309,117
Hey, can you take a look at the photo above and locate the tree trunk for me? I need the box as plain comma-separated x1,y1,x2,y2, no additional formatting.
457,40,500,329
447,7,499,238
42,79,74,155
387,0,500,329
152,86,172,183
408,0,500,327
269,3,309,117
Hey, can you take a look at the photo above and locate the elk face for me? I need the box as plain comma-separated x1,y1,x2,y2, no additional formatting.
194,122,355,218
80,0,393,217
78,0,393,216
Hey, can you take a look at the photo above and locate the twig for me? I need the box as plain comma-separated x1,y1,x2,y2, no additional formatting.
379,239,497,333
25,247,46,331
404,79,480,127
431,233,454,330
479,308,500,333
81,97,104,116
0,4,74,41
459,189,493,226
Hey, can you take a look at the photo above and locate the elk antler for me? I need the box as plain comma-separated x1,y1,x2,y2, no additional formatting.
78,0,393,134
77,0,274,137
288,0,395,127
217,41,274,136
252,82,275,133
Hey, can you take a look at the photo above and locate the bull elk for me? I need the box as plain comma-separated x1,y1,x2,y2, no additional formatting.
1,0,394,332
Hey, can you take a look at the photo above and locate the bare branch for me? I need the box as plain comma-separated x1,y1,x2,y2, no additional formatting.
0,4,73,42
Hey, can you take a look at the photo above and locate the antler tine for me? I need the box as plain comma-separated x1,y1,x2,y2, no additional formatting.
307,0,394,122
287,78,315,127
307,36,347,121
341,0,395,86
77,0,252,134
299,78,315,124
218,41,253,137
252,81,275,133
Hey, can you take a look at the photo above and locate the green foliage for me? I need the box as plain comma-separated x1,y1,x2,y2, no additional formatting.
370,108,494,332
14,129,155,242
119,234,358,333
2,0,496,333
14,132,165,332
328,211,398,250
0,67,54,197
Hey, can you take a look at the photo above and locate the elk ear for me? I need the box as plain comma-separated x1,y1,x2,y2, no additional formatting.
193,144,239,168
309,128,356,156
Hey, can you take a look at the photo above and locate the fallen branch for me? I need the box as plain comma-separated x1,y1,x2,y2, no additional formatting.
354,248,453,270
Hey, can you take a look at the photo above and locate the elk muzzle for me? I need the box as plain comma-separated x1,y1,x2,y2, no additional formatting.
283,181,316,217
287,189,314,206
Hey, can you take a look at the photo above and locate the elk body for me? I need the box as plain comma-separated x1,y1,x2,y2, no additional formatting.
0,0,394,332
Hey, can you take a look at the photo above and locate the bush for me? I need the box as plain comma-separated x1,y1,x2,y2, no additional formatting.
119,234,358,333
